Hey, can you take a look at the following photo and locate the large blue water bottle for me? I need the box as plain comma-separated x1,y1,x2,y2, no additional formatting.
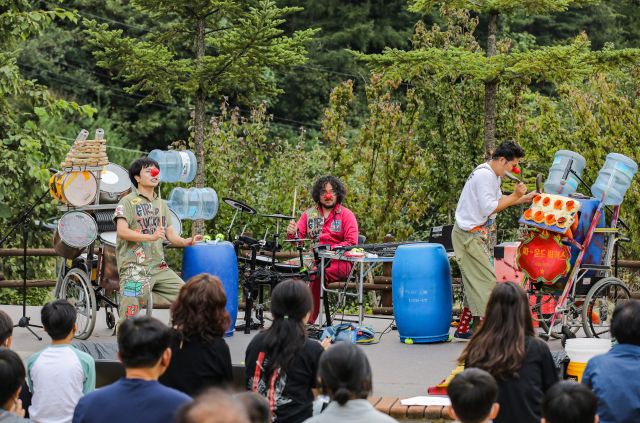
148,150,197,183
591,153,638,206
392,244,453,343
181,241,239,336
544,150,587,195
167,187,219,220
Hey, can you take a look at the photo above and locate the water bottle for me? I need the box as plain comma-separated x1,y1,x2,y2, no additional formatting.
591,153,637,205
95,128,104,140
167,187,219,220
75,129,89,143
148,150,197,183
544,150,587,195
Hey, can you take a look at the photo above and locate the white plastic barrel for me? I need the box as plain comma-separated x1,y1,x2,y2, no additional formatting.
544,150,587,195
148,150,197,183
591,153,638,206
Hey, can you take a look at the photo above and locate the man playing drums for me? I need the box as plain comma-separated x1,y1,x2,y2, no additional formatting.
286,175,359,324
112,157,202,328
452,140,539,340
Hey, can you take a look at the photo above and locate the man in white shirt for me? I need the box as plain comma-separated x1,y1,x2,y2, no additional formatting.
452,141,538,340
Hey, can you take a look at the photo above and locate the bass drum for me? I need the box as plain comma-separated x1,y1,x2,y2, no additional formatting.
99,163,132,204
97,231,119,290
49,171,98,207
53,211,98,259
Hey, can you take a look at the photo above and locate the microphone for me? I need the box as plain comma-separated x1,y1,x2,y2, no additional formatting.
48,168,59,174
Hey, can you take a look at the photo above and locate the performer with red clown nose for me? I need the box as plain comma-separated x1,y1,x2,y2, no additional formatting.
287,176,359,324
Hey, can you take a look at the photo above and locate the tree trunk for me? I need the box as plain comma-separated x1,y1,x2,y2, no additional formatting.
194,17,206,236
484,11,499,254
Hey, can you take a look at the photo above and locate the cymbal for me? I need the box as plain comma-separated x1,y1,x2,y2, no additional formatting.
261,213,295,220
222,197,257,215
282,238,312,243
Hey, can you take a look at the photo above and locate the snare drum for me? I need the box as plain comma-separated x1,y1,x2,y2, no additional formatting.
49,171,98,207
99,164,132,204
53,211,98,259
238,255,272,267
97,231,120,290
169,208,182,235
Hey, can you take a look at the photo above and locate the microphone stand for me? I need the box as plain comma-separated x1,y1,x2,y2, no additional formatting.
0,189,51,341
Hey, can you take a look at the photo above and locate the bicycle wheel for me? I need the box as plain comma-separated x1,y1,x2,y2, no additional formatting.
582,277,630,339
59,269,96,340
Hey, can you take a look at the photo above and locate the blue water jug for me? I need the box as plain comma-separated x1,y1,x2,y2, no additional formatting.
591,153,638,206
181,241,239,336
148,150,197,183
392,244,453,343
167,187,219,220
544,150,587,195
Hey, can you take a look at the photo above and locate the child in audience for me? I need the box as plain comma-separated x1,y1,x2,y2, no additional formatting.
72,316,191,423
236,392,270,423
0,348,30,422
175,389,249,423
306,341,395,423
457,282,558,423
446,368,499,423
542,381,598,423
26,300,95,423
159,274,233,396
0,311,31,417
245,279,330,423
581,300,640,423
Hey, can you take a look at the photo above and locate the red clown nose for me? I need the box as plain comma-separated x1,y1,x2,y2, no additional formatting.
150,168,160,177
325,193,332,200
513,166,520,175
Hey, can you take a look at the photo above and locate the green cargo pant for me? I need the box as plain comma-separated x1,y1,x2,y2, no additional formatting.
117,265,184,328
452,222,497,317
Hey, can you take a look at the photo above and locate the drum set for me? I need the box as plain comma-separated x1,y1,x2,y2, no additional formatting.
52,163,183,339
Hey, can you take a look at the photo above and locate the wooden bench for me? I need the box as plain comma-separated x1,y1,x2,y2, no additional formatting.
369,396,454,422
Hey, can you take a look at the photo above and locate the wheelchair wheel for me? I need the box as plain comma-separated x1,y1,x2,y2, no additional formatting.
535,294,581,339
582,277,630,339
59,269,97,340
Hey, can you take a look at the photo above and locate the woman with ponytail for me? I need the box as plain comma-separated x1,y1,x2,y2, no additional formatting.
245,279,330,423
306,342,395,423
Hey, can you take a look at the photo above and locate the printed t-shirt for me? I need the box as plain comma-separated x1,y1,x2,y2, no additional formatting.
455,163,503,231
72,378,191,423
26,345,95,423
245,332,325,423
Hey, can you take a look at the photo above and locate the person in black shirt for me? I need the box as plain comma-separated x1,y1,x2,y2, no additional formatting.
159,274,233,396
458,282,559,423
245,279,330,423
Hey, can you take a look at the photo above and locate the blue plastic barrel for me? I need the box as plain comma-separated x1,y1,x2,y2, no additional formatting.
392,244,453,343
181,241,238,336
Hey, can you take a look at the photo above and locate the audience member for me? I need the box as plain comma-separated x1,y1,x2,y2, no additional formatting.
159,274,233,396
0,348,30,422
446,368,499,423
458,282,558,423
542,380,598,423
0,311,31,417
581,300,640,423
26,300,95,423
236,393,270,423
72,315,191,423
305,341,395,423
175,389,249,423
245,279,330,423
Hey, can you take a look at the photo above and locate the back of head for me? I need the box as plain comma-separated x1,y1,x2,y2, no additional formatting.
611,300,640,346
0,347,26,406
262,279,313,379
129,157,159,189
176,388,250,423
447,368,498,423
171,274,231,341
118,315,171,368
236,392,271,423
491,140,525,161
318,341,372,406
458,282,535,380
0,310,12,346
542,381,597,423
41,299,76,340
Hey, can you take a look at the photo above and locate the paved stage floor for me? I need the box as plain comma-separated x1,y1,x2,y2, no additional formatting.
2,305,568,397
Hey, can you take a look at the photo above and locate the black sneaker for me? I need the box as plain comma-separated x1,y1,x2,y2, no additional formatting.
453,330,474,341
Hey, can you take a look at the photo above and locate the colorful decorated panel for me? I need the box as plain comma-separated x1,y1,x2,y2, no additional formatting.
516,231,571,285
520,194,582,235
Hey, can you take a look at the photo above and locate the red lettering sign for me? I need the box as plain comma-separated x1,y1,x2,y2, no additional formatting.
517,231,571,285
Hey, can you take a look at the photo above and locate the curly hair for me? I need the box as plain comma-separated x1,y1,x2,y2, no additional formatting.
311,175,347,205
170,274,231,342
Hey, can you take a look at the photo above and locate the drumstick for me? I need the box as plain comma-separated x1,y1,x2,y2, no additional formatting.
292,184,297,218
157,184,163,226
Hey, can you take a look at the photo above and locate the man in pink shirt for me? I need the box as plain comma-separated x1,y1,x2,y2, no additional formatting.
287,176,359,323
